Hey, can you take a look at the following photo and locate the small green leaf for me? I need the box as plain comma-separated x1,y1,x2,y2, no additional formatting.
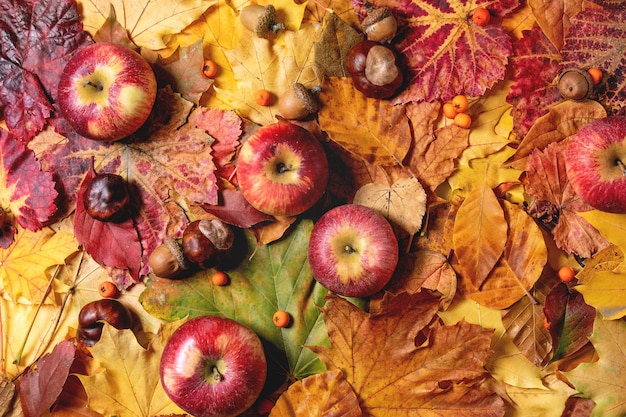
140,219,328,380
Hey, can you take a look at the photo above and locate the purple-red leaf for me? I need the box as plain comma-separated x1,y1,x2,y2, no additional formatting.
74,166,142,282
19,340,77,417
201,189,274,229
0,129,58,247
351,0,518,103
0,0,92,141
544,281,596,362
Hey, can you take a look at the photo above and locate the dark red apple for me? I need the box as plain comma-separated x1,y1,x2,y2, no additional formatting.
57,42,157,141
160,316,267,417
236,122,328,217
308,204,399,297
565,116,626,213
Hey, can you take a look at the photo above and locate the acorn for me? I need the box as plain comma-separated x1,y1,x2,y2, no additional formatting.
240,4,285,37
277,83,320,120
361,6,397,43
148,238,190,279
557,68,593,101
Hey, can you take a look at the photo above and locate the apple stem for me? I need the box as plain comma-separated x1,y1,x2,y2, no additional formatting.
617,159,626,176
344,245,356,254
210,365,224,382
84,80,104,92
276,162,292,174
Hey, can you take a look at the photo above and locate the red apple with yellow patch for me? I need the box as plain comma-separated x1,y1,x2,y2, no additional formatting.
57,42,157,141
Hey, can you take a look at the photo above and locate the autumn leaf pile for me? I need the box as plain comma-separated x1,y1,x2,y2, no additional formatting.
1,0,626,416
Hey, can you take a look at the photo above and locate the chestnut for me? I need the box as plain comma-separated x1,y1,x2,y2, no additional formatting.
182,219,235,269
346,40,403,99
557,68,593,101
77,299,133,346
83,173,131,222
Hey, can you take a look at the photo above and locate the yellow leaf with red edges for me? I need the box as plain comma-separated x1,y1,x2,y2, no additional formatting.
453,181,508,289
271,370,362,417
77,0,213,50
318,77,412,166
309,292,506,416
0,225,78,304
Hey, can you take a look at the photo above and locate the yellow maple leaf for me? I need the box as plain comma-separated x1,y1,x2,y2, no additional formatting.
79,324,186,417
0,225,78,304
206,24,320,125
78,0,214,50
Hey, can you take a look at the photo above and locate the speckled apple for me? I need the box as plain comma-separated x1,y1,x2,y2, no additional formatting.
160,316,267,417
236,122,328,217
565,116,626,213
308,204,399,298
57,42,157,141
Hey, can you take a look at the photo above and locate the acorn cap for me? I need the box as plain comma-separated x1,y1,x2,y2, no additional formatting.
255,4,284,37
361,6,393,27
164,238,190,271
293,83,319,114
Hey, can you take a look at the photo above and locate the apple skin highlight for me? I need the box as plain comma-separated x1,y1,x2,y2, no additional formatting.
308,204,399,298
565,116,626,214
57,42,157,141
160,316,267,417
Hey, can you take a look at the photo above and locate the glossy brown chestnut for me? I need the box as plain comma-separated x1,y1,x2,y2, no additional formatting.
83,173,131,222
346,40,403,99
182,219,235,269
77,299,133,346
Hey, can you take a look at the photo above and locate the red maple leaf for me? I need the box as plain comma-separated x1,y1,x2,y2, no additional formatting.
0,0,92,142
351,0,519,103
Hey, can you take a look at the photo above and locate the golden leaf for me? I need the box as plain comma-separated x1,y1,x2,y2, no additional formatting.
0,225,78,304
78,325,186,417
78,0,214,50
453,181,508,289
271,370,362,417
318,77,412,166
528,0,584,49
352,177,427,238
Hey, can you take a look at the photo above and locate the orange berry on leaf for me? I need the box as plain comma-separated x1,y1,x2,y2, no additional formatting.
211,271,229,286
273,310,291,328
202,59,218,78
255,89,272,106
453,112,472,129
451,94,469,113
587,67,603,85
442,102,458,119
471,7,491,26
558,266,576,283
98,281,119,298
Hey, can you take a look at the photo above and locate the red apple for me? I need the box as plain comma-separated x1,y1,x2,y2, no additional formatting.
160,316,267,417
57,42,157,141
565,116,626,213
308,204,399,297
236,122,328,217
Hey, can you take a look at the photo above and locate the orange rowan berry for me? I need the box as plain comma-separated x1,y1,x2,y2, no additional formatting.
587,67,603,85
98,281,119,298
451,94,469,113
273,310,291,328
453,112,472,129
255,89,272,106
557,266,576,283
202,60,219,78
442,102,458,119
471,7,491,26
211,271,229,286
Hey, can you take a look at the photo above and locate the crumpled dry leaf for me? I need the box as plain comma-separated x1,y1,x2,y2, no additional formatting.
312,12,363,80
318,77,412,166
270,370,362,417
528,0,583,49
353,177,427,239
309,292,506,416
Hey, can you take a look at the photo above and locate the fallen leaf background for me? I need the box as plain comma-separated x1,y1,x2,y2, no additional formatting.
1,0,626,416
